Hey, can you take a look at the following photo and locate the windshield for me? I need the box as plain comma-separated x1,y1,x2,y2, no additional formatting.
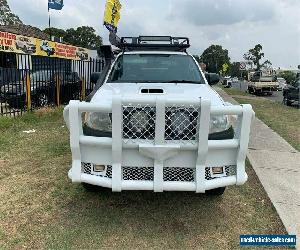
108,54,205,84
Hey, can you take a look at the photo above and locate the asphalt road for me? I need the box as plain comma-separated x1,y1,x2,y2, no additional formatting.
231,81,283,103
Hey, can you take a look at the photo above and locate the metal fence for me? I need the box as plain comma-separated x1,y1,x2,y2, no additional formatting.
0,53,104,117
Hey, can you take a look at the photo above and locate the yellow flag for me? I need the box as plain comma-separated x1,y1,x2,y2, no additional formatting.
103,0,122,33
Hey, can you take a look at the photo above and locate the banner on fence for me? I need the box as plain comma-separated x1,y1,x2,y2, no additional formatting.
0,31,94,61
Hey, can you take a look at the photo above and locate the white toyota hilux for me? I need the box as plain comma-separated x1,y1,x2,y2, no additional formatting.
64,36,254,195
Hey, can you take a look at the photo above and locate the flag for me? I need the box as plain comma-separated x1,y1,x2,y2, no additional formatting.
48,0,64,10
103,0,122,33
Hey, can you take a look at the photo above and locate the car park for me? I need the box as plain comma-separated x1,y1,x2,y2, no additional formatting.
64,36,254,195
283,78,300,107
0,70,82,109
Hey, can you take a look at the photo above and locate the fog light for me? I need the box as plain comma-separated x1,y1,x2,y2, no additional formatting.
93,164,105,172
212,167,224,174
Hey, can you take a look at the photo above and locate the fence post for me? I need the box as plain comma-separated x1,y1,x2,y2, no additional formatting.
55,74,61,106
25,72,31,111
81,77,86,101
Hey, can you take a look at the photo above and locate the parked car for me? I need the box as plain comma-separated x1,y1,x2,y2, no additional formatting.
277,77,287,91
232,77,238,82
76,48,89,61
283,78,300,107
40,41,55,56
222,76,232,88
0,70,82,109
15,37,36,54
63,36,254,195
0,67,21,86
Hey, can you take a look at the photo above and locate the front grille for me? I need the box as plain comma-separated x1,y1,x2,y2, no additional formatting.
82,163,237,182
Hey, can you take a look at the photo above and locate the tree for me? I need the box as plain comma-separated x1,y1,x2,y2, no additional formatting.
64,26,102,50
193,55,200,63
43,27,66,39
278,71,297,85
243,44,271,71
230,62,241,77
43,26,103,50
200,45,230,73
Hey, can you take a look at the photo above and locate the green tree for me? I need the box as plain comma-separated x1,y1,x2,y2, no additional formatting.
278,71,297,85
64,26,102,50
43,27,66,39
243,44,271,71
193,55,200,63
230,62,241,77
43,26,103,50
200,45,230,73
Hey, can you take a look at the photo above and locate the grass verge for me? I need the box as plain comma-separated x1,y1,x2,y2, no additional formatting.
221,87,300,151
0,108,288,249
219,85,250,97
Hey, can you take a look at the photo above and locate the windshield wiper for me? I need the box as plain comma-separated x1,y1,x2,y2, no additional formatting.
166,80,204,84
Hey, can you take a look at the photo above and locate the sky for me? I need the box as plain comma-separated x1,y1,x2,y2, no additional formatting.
7,0,300,69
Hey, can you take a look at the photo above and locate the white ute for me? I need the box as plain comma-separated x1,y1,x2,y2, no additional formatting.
64,36,254,195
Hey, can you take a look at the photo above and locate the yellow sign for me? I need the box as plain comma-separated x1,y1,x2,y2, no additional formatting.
103,0,122,33
0,31,91,60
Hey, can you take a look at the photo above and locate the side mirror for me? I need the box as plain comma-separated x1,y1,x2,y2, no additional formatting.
90,72,102,85
205,73,220,85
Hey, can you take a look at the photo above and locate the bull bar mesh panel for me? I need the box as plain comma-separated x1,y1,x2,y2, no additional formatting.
82,163,236,182
122,104,200,142
122,104,156,142
122,167,154,181
163,167,195,181
165,105,199,141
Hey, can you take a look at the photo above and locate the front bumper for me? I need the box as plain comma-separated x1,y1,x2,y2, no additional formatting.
64,97,254,193
68,165,248,191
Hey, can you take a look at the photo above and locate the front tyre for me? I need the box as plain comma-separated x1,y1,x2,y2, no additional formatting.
205,187,226,196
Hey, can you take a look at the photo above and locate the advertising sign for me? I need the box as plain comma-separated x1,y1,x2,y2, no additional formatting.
103,0,122,33
0,31,91,61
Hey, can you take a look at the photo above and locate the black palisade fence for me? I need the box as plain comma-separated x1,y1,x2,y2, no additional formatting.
0,53,104,117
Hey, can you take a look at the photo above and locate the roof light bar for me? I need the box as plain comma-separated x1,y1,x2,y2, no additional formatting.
117,36,190,52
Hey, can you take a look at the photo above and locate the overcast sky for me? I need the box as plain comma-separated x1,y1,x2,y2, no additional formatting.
7,0,300,69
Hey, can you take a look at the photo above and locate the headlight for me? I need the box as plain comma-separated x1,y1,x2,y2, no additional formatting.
83,112,112,133
209,115,231,134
